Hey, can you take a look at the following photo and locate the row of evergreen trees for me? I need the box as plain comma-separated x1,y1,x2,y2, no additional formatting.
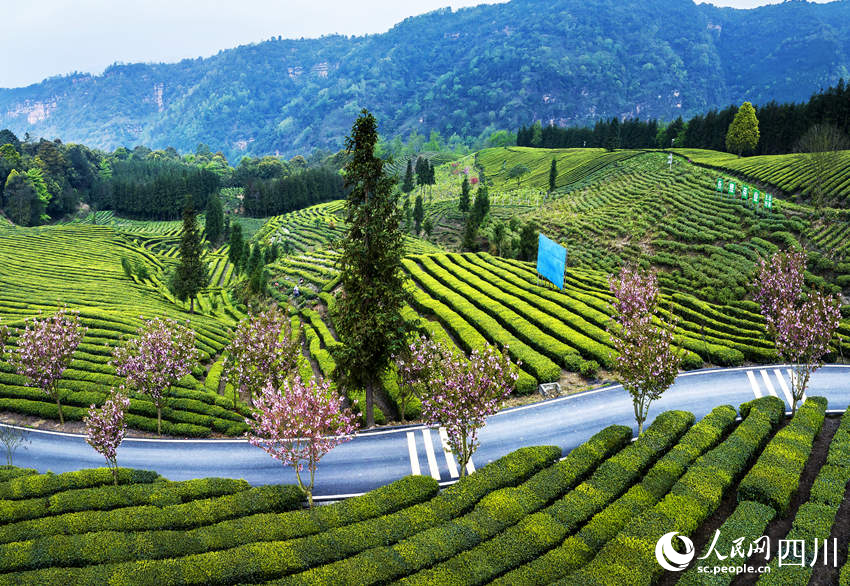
242,167,344,217
517,80,850,156
99,160,220,220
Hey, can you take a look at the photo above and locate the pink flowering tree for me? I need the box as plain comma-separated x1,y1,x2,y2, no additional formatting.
419,341,517,477
12,307,87,425
607,266,681,436
247,376,358,507
0,319,8,360
112,317,198,436
222,308,300,407
753,250,842,414
394,335,442,423
84,388,130,485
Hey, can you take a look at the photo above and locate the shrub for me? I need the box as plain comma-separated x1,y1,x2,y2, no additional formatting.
737,397,827,515
563,396,784,585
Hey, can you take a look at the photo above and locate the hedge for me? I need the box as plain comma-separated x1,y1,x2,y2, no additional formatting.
437,254,615,368
678,500,776,585
495,404,738,585
0,484,303,545
403,281,537,394
737,396,827,516
0,476,434,572
403,258,561,383
397,412,692,586
6,446,557,584
0,477,248,525
0,468,160,501
559,396,785,585
278,426,631,585
757,405,850,585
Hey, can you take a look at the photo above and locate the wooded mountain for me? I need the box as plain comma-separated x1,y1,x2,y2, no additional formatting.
2,0,848,159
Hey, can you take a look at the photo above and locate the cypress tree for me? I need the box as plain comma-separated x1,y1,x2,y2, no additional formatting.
726,102,760,156
228,222,243,270
173,196,209,314
471,184,490,226
332,109,412,427
205,192,224,246
413,194,424,235
459,175,470,212
549,158,557,192
401,159,414,193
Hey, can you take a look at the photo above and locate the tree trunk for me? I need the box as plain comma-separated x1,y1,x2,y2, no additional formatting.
366,379,375,428
56,396,64,425
157,405,162,436
190,297,195,314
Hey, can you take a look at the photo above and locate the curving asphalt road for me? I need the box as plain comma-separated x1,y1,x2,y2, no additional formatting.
4,364,849,500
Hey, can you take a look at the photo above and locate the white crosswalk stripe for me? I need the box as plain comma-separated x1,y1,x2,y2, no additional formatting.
759,369,779,399
746,370,763,398
406,432,421,476
773,369,795,407
421,429,441,480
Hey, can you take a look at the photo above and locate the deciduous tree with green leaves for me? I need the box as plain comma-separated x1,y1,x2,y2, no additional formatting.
726,101,760,156
332,109,412,427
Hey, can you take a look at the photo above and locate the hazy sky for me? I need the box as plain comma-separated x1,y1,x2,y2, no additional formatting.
0,0,836,89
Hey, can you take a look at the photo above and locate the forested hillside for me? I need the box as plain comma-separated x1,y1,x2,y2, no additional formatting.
1,0,848,159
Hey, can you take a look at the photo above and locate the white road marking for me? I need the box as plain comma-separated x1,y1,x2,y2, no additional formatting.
759,369,779,399
773,369,795,407
406,432,421,476
787,369,807,403
438,427,459,478
466,459,476,475
421,429,441,480
746,370,763,398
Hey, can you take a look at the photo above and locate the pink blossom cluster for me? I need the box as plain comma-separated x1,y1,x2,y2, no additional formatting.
246,376,358,507
753,250,841,413
84,388,130,484
111,317,198,434
12,307,87,425
0,319,8,359
607,266,680,435
752,249,807,333
417,341,517,476
470,177,479,185
223,308,300,406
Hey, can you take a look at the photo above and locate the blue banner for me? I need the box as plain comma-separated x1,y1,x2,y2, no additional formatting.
536,234,567,289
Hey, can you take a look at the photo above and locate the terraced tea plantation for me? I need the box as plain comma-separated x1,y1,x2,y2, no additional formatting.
672,148,850,204
0,224,248,436
1,396,848,584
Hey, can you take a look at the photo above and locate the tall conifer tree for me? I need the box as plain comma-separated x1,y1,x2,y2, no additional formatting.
332,110,412,427
173,196,209,314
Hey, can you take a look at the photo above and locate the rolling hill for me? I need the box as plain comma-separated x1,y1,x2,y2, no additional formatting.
2,0,850,159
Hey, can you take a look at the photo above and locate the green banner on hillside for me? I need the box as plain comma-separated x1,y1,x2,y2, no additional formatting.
716,178,723,192
728,182,736,196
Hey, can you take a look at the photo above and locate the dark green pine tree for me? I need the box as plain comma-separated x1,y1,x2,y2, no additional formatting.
332,109,412,427
519,222,539,261
471,184,490,226
241,241,251,274
173,196,209,314
247,244,262,276
413,194,424,235
549,158,557,192
401,159,414,194
205,192,224,246
415,156,427,191
228,222,243,270
461,216,478,251
459,175,470,212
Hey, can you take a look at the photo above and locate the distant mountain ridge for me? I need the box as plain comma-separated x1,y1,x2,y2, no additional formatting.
1,0,848,159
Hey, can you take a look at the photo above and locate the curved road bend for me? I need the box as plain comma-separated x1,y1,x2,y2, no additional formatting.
5,365,849,500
